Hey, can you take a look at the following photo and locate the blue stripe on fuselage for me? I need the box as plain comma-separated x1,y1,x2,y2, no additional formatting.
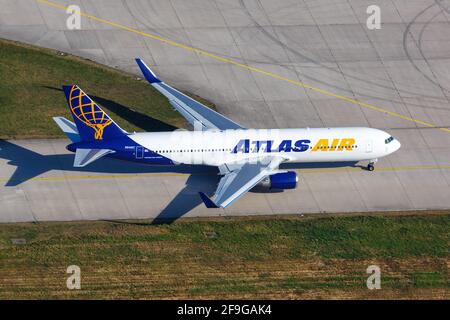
67,135,174,165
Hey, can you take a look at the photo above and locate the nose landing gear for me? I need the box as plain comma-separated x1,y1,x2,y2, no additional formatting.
367,159,378,171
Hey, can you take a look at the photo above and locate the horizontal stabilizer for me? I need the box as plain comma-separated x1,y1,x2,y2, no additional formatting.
53,117,80,142
74,148,114,167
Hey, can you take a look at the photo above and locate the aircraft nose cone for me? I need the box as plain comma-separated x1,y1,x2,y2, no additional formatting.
392,139,401,152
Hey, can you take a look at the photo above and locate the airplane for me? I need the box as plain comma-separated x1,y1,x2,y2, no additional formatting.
53,58,401,209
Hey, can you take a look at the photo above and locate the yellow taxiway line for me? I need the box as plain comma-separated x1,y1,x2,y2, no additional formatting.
36,0,450,134
1,165,449,184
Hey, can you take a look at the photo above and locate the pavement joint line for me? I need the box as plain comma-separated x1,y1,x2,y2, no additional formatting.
1,165,450,183
36,0,450,134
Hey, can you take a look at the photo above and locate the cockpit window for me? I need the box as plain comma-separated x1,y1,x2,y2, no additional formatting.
385,136,394,144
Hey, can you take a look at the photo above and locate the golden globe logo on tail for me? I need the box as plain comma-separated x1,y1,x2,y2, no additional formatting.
68,85,113,140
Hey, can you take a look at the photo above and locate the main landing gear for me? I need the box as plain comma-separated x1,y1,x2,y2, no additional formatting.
367,159,378,171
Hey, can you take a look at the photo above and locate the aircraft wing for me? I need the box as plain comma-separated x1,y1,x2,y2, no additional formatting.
135,58,245,131
199,156,287,208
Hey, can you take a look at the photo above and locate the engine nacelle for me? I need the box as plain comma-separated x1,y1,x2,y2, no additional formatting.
259,171,298,190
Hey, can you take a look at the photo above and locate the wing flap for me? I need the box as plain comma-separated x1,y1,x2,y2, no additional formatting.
168,99,209,130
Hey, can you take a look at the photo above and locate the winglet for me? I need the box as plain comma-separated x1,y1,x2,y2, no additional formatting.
199,192,219,208
135,58,161,83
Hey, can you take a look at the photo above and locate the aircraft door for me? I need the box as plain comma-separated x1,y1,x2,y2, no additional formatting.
136,146,144,159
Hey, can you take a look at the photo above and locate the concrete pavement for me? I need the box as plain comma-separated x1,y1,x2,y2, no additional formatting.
1,138,449,222
1,0,450,222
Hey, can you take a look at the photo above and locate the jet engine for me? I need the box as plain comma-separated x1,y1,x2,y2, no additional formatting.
259,171,298,190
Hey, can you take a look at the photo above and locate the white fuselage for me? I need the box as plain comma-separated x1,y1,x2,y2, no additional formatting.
129,127,401,166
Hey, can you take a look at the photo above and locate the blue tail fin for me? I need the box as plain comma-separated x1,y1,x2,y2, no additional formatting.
62,85,128,141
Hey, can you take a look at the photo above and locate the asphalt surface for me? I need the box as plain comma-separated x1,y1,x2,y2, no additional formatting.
1,0,450,222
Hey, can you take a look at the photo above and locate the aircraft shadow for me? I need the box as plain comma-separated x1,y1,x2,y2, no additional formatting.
0,139,218,224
